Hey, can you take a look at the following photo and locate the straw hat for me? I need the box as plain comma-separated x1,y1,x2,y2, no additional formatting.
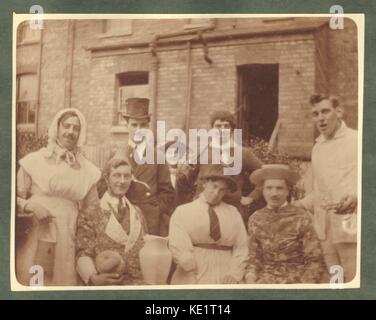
250,164,300,185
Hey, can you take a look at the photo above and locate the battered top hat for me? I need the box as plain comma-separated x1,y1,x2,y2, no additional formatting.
201,164,237,193
250,164,300,186
122,98,151,119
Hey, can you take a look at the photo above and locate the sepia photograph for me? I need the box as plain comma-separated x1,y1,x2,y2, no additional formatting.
11,14,362,290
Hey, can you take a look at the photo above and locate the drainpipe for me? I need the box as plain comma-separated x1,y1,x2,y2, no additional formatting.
149,27,214,134
35,27,43,136
150,35,159,134
185,41,192,133
64,20,76,109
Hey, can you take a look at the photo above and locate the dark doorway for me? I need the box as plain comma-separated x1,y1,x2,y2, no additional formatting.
237,64,279,142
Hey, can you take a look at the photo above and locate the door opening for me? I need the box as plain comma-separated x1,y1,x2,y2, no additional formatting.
237,64,279,143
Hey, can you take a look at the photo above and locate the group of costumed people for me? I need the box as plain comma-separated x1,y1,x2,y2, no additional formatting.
16,94,358,286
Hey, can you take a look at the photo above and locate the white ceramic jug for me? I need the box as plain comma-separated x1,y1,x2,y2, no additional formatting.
139,235,172,285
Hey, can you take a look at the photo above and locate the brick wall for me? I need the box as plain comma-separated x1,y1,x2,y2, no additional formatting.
17,18,358,159
37,20,69,136
327,18,358,129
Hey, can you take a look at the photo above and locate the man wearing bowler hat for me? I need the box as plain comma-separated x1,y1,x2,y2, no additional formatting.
245,164,325,284
168,164,248,284
116,97,175,236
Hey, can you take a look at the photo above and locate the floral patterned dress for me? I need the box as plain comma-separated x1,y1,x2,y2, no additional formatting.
76,192,146,285
246,204,326,284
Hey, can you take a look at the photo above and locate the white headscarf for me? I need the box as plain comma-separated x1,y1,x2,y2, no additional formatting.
44,108,87,167
48,108,87,148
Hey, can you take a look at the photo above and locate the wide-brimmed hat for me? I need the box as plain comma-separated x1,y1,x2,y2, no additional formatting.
200,164,237,192
122,97,151,120
250,164,300,186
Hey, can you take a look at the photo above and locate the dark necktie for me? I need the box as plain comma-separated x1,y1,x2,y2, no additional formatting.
208,203,221,241
117,199,130,234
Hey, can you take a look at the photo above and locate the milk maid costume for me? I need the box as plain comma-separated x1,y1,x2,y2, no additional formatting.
16,108,101,286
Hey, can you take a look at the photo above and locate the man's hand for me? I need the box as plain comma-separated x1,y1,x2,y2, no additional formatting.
221,275,238,284
89,273,124,286
337,195,357,214
24,201,55,224
240,196,253,206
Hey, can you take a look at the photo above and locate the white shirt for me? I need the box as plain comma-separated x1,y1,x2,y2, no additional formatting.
300,121,358,243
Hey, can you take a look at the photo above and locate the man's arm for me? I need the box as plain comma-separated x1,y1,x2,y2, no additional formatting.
243,148,263,202
156,163,176,215
244,214,262,283
299,212,325,283
168,209,196,273
226,211,249,283
76,205,99,284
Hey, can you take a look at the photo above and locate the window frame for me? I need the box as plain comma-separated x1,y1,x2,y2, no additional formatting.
114,71,150,128
16,73,38,130
100,19,133,38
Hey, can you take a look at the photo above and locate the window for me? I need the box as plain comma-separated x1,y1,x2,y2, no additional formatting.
16,74,38,125
17,21,41,44
184,18,216,30
103,19,132,36
116,72,149,125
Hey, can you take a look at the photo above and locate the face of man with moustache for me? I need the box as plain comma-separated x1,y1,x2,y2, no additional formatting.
311,98,343,140
57,115,81,151
262,179,289,210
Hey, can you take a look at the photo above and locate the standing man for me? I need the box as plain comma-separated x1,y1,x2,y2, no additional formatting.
117,97,175,236
168,165,248,284
177,110,264,224
297,94,358,282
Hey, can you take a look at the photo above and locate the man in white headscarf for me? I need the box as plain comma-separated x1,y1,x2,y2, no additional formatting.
16,108,101,286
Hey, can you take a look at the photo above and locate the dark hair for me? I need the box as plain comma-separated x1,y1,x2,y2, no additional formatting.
102,158,131,181
57,111,80,127
210,111,236,129
309,94,340,108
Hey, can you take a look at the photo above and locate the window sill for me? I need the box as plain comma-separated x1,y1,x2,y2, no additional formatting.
17,40,40,47
97,32,132,40
184,22,215,30
17,124,36,132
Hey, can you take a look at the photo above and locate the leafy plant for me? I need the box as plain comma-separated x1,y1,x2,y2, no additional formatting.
16,131,48,163
248,137,307,200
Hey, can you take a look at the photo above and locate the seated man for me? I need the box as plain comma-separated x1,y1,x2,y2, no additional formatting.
76,152,148,286
245,164,325,284
168,165,249,284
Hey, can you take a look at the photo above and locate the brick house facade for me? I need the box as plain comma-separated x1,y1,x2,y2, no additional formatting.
16,17,358,162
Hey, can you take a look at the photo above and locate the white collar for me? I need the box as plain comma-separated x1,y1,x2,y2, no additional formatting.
100,191,131,212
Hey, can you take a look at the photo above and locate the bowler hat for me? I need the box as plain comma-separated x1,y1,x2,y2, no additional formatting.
250,164,300,186
122,98,151,120
201,164,237,192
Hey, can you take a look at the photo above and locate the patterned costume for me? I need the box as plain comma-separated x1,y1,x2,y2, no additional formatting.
246,203,325,284
76,191,146,285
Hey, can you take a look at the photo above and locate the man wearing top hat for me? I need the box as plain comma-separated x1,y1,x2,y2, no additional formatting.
114,97,175,236
168,164,249,284
245,164,325,284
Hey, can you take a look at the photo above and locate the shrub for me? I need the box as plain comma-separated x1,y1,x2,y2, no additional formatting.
248,137,307,200
16,131,48,162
